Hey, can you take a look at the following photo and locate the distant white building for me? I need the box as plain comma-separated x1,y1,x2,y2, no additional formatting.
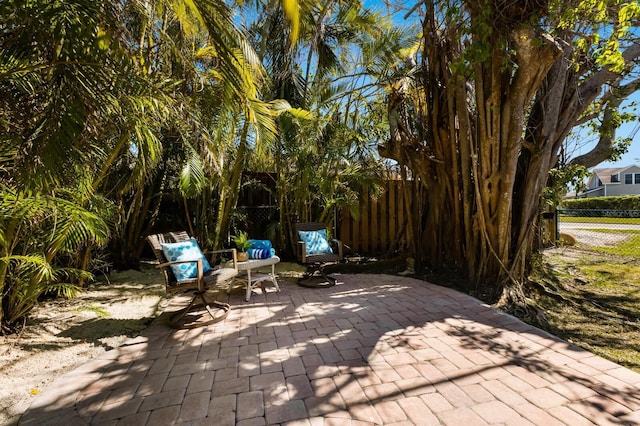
579,165,640,198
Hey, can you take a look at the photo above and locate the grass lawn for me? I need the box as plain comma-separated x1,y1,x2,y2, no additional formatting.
532,248,640,373
573,230,640,257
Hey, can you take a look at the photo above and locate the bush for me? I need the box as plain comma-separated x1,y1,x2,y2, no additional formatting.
0,189,110,331
561,196,640,211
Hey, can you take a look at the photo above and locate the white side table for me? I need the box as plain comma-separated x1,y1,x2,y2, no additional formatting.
236,256,281,301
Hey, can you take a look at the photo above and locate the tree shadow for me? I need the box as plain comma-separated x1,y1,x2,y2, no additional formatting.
58,318,156,350
534,259,640,371
19,273,640,425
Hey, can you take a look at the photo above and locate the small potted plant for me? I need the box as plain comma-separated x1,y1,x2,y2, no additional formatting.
232,231,253,262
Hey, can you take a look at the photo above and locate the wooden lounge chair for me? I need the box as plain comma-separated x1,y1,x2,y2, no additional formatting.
147,231,238,329
294,222,344,287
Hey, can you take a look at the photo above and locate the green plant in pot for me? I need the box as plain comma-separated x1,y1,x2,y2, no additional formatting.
232,231,253,262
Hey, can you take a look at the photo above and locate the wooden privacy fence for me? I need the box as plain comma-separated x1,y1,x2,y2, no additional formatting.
237,173,413,257
339,179,411,256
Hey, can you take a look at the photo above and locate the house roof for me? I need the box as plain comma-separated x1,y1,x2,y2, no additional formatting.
593,167,625,185
592,165,639,185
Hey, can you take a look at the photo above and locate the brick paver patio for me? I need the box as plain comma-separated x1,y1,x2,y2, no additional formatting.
20,274,640,425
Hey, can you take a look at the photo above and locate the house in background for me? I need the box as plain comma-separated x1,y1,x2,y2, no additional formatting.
579,164,640,198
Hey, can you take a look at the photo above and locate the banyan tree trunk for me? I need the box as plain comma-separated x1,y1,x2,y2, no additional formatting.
380,1,563,304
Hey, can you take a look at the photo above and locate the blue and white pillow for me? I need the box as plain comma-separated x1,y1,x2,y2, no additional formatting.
160,238,211,281
247,240,275,259
248,239,272,250
298,229,333,255
248,248,270,259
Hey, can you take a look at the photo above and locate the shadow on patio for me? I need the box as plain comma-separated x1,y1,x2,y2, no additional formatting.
19,274,640,425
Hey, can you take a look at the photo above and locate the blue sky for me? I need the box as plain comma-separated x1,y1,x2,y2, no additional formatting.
564,90,640,169
575,118,640,169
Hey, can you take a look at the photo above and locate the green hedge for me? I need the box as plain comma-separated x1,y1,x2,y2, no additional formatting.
561,196,640,210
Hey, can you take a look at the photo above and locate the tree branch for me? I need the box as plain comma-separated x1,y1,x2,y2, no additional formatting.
570,95,623,168
570,71,640,167
576,41,640,113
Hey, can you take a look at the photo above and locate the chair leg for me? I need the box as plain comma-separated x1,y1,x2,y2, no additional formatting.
297,265,336,288
169,290,231,329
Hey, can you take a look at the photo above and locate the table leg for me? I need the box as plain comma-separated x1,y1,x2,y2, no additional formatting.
270,263,280,292
246,269,252,302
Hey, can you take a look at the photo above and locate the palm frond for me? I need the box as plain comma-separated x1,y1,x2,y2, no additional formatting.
0,254,54,280
44,281,82,299
179,145,207,198
45,197,111,253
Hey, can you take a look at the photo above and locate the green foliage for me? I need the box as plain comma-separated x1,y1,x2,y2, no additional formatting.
76,304,110,318
561,195,640,210
544,164,591,206
276,103,387,226
245,0,395,252
0,0,282,328
232,231,252,252
2,0,637,329
0,187,109,329
1,0,393,329
609,137,633,162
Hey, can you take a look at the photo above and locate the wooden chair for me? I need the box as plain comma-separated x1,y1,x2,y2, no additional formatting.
294,222,344,287
147,231,238,329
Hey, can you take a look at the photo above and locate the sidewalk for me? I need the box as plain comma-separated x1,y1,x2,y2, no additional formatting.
20,274,640,425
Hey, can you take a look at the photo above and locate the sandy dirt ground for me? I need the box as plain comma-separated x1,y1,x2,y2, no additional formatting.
0,268,169,426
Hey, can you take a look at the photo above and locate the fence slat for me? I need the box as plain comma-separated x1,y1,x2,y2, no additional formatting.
337,179,410,256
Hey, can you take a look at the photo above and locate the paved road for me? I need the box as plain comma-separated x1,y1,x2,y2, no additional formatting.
557,221,638,247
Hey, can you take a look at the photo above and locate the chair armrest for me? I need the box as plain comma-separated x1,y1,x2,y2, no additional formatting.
331,239,344,259
156,259,200,269
296,241,307,263
156,258,205,288
204,248,238,270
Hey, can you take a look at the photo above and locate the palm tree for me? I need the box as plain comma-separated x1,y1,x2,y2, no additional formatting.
0,0,150,328
0,187,110,330
243,0,413,253
0,0,282,328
